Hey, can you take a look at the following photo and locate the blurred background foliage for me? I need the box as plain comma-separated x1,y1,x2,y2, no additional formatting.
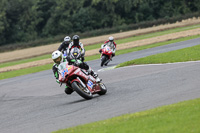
0,0,200,51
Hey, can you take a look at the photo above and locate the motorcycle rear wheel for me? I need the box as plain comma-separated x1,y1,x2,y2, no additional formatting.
97,83,107,95
72,81,93,100
101,56,107,67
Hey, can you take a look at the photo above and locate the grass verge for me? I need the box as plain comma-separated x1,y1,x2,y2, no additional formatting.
0,54,50,68
85,24,200,51
1,35,200,80
1,24,200,68
116,43,200,68
53,98,200,133
0,64,52,80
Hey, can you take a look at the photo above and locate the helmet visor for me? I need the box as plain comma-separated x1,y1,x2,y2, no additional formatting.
65,41,69,43
53,56,62,64
73,40,79,45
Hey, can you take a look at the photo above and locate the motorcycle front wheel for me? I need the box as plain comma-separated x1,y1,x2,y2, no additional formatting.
101,55,107,67
97,83,107,95
72,81,93,100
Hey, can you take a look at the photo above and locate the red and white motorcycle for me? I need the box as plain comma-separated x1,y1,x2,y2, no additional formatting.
58,48,107,100
100,45,113,67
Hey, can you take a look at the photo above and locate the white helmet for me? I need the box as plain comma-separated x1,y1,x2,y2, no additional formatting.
109,36,114,42
64,36,71,42
52,50,63,64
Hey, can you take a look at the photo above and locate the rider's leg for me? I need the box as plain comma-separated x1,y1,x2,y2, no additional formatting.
64,85,73,94
99,49,102,53
80,62,101,82
81,57,85,62
112,53,115,57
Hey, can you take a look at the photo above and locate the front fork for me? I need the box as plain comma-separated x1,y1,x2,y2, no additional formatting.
77,77,86,88
76,77,92,93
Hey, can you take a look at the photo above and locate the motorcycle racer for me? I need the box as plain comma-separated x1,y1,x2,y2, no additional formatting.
52,50,100,94
67,35,85,61
52,50,74,94
58,36,71,57
99,36,116,59
67,35,100,80
66,47,101,83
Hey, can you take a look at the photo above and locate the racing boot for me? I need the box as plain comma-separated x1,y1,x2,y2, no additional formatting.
64,86,73,95
93,73,101,83
87,69,101,83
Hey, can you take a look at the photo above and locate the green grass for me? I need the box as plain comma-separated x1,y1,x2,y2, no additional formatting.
0,54,51,68
116,24,200,44
85,24,200,51
53,98,200,133
0,64,52,80
1,24,199,69
115,34,200,55
1,35,200,80
116,43,200,68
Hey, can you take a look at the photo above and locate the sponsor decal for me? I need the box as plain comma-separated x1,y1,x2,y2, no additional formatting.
61,66,71,77
79,71,88,79
74,69,80,74
68,66,72,70
89,75,95,82
87,80,93,89
106,47,110,52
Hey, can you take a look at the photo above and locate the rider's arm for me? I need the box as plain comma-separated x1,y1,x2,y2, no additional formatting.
114,42,117,47
111,44,116,53
69,59,82,67
104,40,109,44
52,64,59,79
58,42,64,51
101,44,105,49
67,42,73,56
79,42,85,56
113,43,116,50
114,42,117,52
101,42,107,49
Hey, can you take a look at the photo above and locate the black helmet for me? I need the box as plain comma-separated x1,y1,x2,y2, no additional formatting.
72,35,79,46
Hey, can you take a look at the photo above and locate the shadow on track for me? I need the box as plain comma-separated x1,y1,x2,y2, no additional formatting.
63,94,106,105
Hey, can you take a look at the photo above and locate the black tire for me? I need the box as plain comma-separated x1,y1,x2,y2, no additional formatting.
97,83,107,95
101,56,107,67
72,81,93,100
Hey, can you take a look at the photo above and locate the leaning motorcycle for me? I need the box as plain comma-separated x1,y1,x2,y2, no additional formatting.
100,45,113,67
58,48,107,100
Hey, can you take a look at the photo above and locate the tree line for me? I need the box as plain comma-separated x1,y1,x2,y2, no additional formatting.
0,0,200,46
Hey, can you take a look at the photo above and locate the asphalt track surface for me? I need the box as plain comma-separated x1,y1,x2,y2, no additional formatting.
0,38,200,133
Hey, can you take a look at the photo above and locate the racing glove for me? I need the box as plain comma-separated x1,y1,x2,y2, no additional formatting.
56,79,60,84
75,60,82,66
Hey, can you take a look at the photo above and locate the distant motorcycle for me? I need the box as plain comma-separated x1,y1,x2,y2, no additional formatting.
58,48,107,100
100,45,113,67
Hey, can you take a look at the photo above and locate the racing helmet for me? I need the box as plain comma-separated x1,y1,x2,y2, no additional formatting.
72,35,80,46
64,36,71,44
52,50,63,64
109,36,114,42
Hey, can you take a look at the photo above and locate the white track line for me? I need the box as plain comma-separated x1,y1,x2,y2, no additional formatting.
97,60,200,72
